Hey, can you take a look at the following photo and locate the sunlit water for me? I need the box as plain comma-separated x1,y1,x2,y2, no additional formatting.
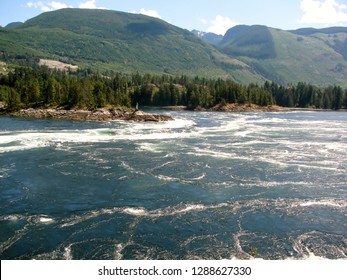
0,110,346,260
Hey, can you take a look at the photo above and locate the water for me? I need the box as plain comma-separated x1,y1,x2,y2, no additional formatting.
0,110,346,260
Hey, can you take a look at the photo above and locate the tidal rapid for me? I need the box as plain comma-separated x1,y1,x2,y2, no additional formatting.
0,110,346,259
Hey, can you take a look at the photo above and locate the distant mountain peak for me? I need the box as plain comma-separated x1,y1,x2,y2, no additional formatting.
191,30,223,46
5,22,23,28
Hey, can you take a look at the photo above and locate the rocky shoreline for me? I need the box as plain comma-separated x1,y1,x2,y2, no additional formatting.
208,103,290,112
4,108,174,122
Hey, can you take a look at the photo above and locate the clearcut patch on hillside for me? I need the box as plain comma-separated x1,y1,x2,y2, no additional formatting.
38,59,78,71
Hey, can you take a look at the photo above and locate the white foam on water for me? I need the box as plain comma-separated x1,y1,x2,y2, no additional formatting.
234,130,252,137
187,148,239,160
155,173,206,183
0,222,30,255
151,161,176,170
26,215,55,224
2,214,22,221
159,117,196,129
299,200,347,208
0,116,199,153
252,117,291,124
63,245,73,260
230,140,273,147
122,207,148,216
156,174,179,182
304,249,327,260
0,132,50,153
288,232,332,260
152,202,229,218
232,232,254,260
137,143,162,153
60,208,120,228
39,217,54,223
171,204,206,214
59,202,232,229
114,243,124,260
120,161,146,175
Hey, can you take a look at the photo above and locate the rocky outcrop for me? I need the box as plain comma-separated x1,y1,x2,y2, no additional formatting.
210,103,290,112
8,108,173,122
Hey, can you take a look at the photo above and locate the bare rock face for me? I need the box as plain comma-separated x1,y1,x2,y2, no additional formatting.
9,108,174,122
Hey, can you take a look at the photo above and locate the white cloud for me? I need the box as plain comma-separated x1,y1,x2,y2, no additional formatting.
299,0,347,25
27,1,51,11
27,1,108,11
78,0,108,10
135,8,162,19
207,15,239,35
50,1,69,9
79,0,96,9
27,1,71,12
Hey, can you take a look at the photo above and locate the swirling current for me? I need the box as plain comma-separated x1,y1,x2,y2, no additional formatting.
0,110,346,259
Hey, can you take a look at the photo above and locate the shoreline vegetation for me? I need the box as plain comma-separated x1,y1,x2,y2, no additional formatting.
0,67,347,122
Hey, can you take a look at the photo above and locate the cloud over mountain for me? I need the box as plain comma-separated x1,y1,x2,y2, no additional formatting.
206,15,239,36
27,0,107,12
299,0,347,25
27,1,72,12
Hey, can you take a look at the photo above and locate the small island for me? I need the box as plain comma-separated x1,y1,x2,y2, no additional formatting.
206,103,290,112
5,108,173,122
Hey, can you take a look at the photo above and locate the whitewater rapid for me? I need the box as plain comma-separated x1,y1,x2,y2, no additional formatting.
0,111,346,259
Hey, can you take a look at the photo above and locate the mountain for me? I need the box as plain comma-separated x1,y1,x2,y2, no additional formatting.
1,9,346,87
289,27,347,60
0,9,262,84
191,30,223,46
219,25,277,59
5,22,23,28
216,25,347,86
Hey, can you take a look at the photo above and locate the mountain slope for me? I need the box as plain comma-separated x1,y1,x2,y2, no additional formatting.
290,27,347,60
0,9,263,83
5,22,23,28
219,25,276,59
217,25,347,86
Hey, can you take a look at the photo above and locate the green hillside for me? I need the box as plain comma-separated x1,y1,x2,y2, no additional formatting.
291,27,347,60
1,9,346,87
217,25,347,87
219,25,276,59
0,8,263,83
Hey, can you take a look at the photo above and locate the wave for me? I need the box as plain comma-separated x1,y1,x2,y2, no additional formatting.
122,207,148,216
0,117,198,153
299,200,347,208
288,231,347,260
2,198,344,230
2,197,345,259
155,173,206,183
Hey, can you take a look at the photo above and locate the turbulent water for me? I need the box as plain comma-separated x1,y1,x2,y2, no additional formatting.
0,110,346,260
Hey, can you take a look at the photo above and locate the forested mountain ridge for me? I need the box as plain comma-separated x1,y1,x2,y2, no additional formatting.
1,8,347,87
198,25,347,87
0,8,262,84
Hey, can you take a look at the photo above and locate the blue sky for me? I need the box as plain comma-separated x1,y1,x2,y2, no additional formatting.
1,0,347,34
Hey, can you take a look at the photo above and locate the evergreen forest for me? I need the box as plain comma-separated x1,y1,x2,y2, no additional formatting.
0,67,347,111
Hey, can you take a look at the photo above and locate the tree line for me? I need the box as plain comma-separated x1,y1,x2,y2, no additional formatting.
0,67,346,111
